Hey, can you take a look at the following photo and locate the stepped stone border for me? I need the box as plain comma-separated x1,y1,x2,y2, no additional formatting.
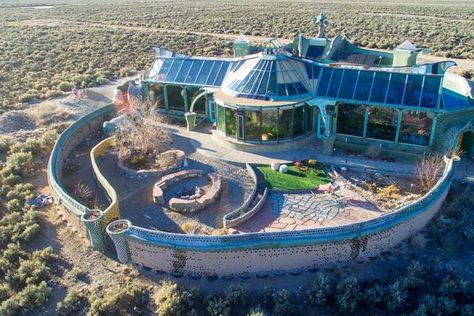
153,169,204,204
223,164,268,228
169,172,222,213
117,150,186,179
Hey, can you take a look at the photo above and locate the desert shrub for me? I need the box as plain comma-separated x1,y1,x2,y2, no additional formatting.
363,282,385,307
384,280,408,311
438,274,469,298
40,129,59,151
206,296,230,316
153,281,197,316
56,289,86,315
377,184,401,201
0,151,34,178
6,182,34,205
414,294,458,315
0,281,51,314
306,272,332,305
272,289,295,316
261,286,274,309
225,284,248,308
8,138,42,156
6,199,22,212
0,135,12,154
58,82,74,92
89,284,147,316
1,174,22,187
403,261,427,289
0,209,40,247
336,276,361,313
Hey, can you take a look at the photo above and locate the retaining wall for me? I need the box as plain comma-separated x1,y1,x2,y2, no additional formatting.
108,159,455,276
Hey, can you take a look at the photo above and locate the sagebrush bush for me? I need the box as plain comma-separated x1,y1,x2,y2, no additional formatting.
336,276,361,313
89,284,147,316
306,272,332,305
206,296,230,316
153,281,197,316
56,289,86,315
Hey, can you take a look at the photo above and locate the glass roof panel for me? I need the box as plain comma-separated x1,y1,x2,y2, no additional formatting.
316,68,333,96
195,61,214,85
185,60,204,84
175,59,193,83
165,59,183,82
327,68,344,98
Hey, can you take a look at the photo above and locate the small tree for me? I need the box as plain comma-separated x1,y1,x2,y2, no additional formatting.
115,101,171,164
416,153,444,192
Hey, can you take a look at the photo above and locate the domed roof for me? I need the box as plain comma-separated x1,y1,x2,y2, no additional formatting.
221,53,314,102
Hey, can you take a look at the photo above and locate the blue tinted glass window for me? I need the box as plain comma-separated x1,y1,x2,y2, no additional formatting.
338,70,358,99
206,61,223,86
174,59,193,82
165,59,183,82
277,84,287,96
403,74,424,107
267,67,277,97
214,62,230,86
313,65,321,80
249,69,265,95
195,61,213,84
327,69,344,98
354,71,374,101
317,68,333,96
286,83,298,96
294,82,308,94
185,60,203,84
157,58,173,77
370,72,390,103
386,73,407,104
305,63,314,79
421,76,441,109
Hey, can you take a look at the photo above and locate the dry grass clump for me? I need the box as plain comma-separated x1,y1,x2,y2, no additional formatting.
416,154,444,193
180,221,210,235
27,103,75,128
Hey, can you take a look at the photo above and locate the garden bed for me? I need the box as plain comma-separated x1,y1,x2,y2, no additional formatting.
258,160,330,191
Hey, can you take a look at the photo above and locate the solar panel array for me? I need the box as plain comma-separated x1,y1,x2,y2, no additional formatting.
315,67,442,109
147,57,232,87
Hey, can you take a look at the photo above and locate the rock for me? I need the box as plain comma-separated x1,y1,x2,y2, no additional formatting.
279,164,288,173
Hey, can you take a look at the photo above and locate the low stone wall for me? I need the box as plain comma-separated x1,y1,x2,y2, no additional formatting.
169,172,222,213
153,169,203,205
107,158,455,276
223,164,266,228
117,150,186,179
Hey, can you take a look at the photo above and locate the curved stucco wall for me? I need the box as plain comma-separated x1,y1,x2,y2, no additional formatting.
48,104,116,241
109,158,455,276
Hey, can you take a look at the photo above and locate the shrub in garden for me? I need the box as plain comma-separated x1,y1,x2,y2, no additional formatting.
0,135,12,154
336,276,361,313
363,282,385,307
403,261,428,289
225,284,248,308
40,129,59,151
384,280,408,311
153,281,197,316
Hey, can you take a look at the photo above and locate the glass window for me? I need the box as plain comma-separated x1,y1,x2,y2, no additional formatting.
185,60,203,84
354,71,374,101
267,64,277,97
165,59,183,82
370,72,390,103
217,105,225,132
294,106,304,137
327,69,344,98
286,83,298,96
336,103,365,137
421,76,441,109
403,74,423,107
399,111,433,146
386,73,407,105
166,85,185,111
206,61,223,86
175,59,193,83
366,107,398,141
261,110,278,141
225,107,236,138
195,61,213,85
244,110,261,141
294,82,308,95
278,108,293,140
316,68,333,96
338,70,358,99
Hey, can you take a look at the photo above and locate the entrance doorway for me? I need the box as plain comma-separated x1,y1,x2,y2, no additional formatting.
236,112,245,140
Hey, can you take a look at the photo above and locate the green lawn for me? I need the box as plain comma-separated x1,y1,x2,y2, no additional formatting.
258,164,330,191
